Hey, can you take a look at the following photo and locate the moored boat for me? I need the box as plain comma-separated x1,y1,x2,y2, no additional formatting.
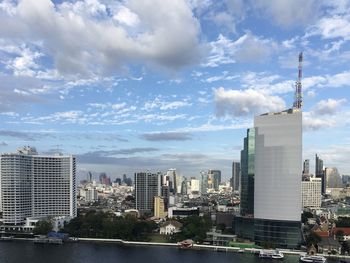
259,250,284,259
299,255,327,263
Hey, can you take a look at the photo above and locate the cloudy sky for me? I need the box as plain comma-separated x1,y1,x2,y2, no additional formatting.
0,0,349,180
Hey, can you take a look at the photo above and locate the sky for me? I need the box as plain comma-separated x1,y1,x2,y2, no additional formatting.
0,0,350,181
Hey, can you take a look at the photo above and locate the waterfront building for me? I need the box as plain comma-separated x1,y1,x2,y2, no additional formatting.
159,220,182,235
231,162,240,192
0,146,76,227
154,196,166,218
240,128,255,217
254,109,302,248
301,177,322,209
316,154,325,194
134,171,161,215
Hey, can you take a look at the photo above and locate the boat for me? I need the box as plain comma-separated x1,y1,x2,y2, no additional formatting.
0,236,14,241
259,250,284,259
299,255,327,263
177,239,193,249
238,248,245,253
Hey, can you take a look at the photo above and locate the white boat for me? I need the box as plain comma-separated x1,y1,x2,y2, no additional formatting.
299,255,327,263
259,250,284,259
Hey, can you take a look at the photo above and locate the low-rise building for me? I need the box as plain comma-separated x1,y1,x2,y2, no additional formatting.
205,229,236,246
159,221,183,235
167,207,199,218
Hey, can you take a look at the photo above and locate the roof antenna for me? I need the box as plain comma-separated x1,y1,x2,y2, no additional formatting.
293,52,303,109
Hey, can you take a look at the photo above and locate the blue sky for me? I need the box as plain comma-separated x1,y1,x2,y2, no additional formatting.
0,0,349,180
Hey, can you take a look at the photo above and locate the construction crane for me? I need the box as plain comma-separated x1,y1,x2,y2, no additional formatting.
293,52,303,109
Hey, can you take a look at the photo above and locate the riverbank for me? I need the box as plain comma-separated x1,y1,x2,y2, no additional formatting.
6,236,350,261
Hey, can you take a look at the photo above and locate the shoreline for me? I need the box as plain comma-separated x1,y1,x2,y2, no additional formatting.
6,237,350,260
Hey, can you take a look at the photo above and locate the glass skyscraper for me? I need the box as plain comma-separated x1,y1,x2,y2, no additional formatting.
240,128,255,217
254,109,302,248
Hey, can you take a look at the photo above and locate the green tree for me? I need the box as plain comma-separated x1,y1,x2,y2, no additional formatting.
306,232,322,248
301,211,314,224
336,230,345,241
33,220,53,235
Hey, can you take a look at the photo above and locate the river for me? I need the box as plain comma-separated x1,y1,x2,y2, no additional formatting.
0,241,337,263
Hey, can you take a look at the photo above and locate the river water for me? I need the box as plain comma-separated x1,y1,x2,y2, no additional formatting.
0,241,334,263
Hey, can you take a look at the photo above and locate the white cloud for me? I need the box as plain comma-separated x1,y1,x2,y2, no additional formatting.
113,6,140,27
307,15,350,40
204,33,277,67
254,0,321,28
0,0,202,77
313,98,347,115
303,112,338,131
214,87,286,117
144,97,191,111
111,102,126,110
303,98,349,131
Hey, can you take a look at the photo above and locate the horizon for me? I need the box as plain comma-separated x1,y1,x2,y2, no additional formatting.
0,0,349,180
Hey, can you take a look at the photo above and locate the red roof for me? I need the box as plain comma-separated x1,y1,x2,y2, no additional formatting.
331,227,350,236
313,230,329,238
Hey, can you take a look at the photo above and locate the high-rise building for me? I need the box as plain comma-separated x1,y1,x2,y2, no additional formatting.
200,171,208,194
190,178,200,193
154,196,166,218
301,177,321,209
240,128,255,217
231,162,240,192
165,169,176,193
0,147,77,226
325,167,342,189
254,109,302,248
303,159,310,175
134,171,161,215
315,154,325,194
208,170,221,191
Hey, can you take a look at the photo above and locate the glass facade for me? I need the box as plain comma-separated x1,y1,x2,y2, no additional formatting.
254,219,301,249
240,128,255,216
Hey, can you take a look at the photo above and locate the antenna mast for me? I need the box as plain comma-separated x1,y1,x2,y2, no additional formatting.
293,52,303,109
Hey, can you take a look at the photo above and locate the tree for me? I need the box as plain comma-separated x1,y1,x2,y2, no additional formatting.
305,232,322,248
33,220,53,235
336,230,345,241
302,211,314,224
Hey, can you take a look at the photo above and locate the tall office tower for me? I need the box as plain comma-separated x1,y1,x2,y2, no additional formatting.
301,177,322,209
154,196,166,218
303,159,310,175
240,128,255,217
200,171,208,194
315,154,325,194
181,179,188,195
161,185,169,210
254,109,302,248
0,147,76,226
342,175,350,186
190,178,200,194
166,169,176,193
325,167,342,189
208,170,221,191
231,162,241,191
134,171,161,215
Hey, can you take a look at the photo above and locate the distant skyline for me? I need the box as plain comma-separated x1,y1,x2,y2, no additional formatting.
0,0,349,180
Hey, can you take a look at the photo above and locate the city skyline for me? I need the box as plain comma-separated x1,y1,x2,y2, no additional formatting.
0,0,350,179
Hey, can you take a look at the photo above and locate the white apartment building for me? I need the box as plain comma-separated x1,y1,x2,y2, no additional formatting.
0,147,76,226
301,177,322,209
